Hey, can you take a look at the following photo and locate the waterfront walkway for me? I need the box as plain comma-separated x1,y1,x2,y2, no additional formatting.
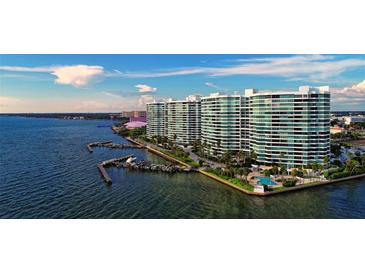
185,148,224,169
123,137,365,196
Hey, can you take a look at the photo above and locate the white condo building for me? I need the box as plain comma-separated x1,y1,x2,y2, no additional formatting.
248,86,330,168
201,93,250,157
146,86,331,168
165,95,201,145
146,102,166,138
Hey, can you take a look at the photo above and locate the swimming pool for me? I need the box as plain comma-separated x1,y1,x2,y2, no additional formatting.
256,176,277,186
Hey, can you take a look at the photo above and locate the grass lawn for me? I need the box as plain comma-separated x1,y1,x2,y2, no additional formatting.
158,148,200,168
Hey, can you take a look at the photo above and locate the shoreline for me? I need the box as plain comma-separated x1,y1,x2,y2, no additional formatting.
125,137,365,196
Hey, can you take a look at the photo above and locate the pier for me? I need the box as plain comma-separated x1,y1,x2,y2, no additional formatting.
122,160,195,173
97,164,112,184
98,155,134,183
87,141,143,153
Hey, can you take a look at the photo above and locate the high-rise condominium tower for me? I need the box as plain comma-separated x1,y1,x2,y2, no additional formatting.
146,86,330,168
248,86,330,168
165,95,201,145
146,102,166,138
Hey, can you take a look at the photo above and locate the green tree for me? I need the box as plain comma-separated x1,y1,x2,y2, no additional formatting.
238,167,250,183
271,165,279,176
279,164,286,182
235,150,249,165
311,162,319,174
250,150,257,162
291,168,298,178
346,159,360,175
263,169,271,177
323,155,330,169
360,155,365,167
330,143,342,158
222,150,233,165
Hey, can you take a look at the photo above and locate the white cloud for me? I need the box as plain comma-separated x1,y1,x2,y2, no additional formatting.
205,82,220,89
52,65,104,87
0,66,54,72
205,82,227,91
349,79,365,90
331,80,365,106
0,65,104,87
109,55,365,81
138,95,155,106
135,84,157,92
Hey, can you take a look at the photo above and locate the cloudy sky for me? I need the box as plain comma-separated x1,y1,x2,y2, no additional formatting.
0,54,364,113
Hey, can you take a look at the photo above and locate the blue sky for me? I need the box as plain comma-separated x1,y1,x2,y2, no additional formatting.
0,54,364,112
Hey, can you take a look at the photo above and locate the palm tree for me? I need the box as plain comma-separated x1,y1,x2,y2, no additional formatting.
280,164,286,182
317,164,324,179
323,155,330,169
291,168,298,178
279,152,285,166
311,162,319,175
271,165,279,177
235,151,246,165
346,159,360,175
238,167,250,183
361,155,365,167
250,150,257,163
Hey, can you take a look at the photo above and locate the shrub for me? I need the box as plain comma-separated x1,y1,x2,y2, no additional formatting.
283,179,297,187
332,159,343,167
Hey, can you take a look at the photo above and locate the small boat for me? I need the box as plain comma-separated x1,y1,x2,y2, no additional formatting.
126,157,137,164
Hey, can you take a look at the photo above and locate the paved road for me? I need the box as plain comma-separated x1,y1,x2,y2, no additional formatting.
185,147,225,169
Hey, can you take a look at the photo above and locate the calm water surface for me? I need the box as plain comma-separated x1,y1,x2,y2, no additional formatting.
0,116,364,218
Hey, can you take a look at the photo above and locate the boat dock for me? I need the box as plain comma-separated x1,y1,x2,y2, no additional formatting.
97,155,134,184
87,141,143,152
97,164,112,184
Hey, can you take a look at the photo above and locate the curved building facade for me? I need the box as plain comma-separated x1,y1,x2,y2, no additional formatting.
146,86,330,168
201,94,247,157
249,86,330,168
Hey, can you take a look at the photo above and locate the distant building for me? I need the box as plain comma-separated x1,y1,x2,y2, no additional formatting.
130,116,147,123
124,121,147,129
342,115,365,125
330,126,346,134
121,110,147,118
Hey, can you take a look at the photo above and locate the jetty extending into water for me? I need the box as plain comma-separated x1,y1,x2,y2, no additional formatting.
87,141,143,153
98,155,134,184
122,160,195,173
97,153,195,184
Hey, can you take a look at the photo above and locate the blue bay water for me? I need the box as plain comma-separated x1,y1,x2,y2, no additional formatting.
0,116,365,218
